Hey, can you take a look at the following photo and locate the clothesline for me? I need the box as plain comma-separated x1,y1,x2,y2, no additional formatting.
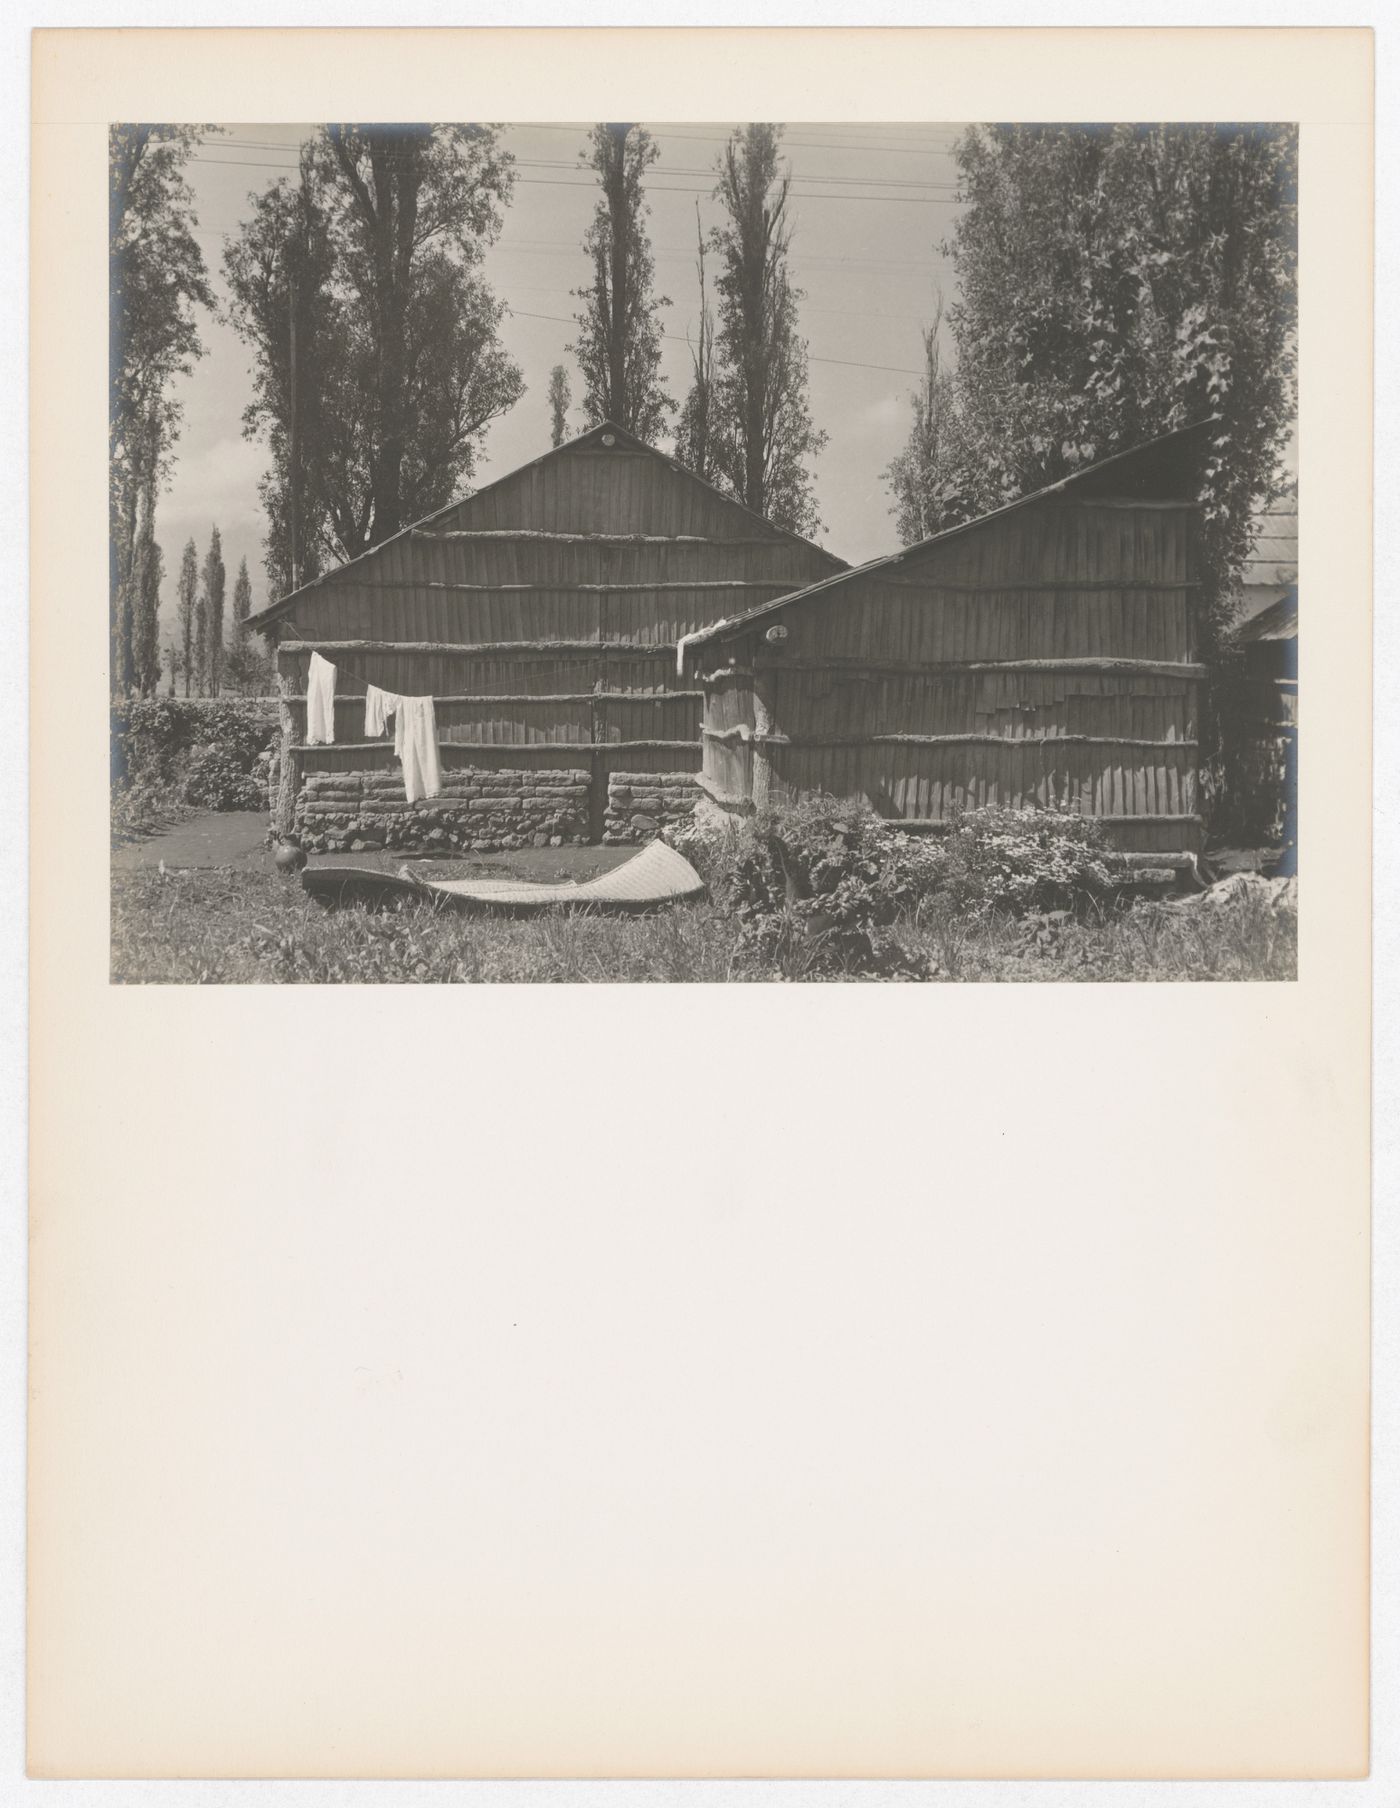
282,616,384,699
295,628,443,802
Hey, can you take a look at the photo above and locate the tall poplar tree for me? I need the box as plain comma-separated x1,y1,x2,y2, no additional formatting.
570,124,673,441
130,488,164,697
232,556,253,636
707,125,827,535
882,294,966,544
547,364,572,446
201,527,226,696
109,125,214,695
176,537,199,697
674,206,717,483
225,126,524,599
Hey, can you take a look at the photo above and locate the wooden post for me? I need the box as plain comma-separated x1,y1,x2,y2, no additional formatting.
274,649,301,839
752,657,775,811
589,583,608,841
288,269,300,594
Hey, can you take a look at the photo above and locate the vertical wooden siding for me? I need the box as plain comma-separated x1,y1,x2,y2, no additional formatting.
275,443,843,806
697,498,1204,851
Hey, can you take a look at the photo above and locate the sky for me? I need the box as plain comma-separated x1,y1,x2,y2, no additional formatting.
157,121,969,642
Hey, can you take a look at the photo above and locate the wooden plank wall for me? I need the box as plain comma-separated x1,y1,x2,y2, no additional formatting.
274,444,842,821
697,497,1205,853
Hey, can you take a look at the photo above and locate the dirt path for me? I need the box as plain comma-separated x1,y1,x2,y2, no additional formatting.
111,812,270,872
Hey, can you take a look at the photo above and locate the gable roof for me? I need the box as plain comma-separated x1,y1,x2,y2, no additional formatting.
677,416,1218,670
245,419,844,634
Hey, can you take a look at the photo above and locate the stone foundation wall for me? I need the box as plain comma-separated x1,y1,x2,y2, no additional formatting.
294,768,591,854
603,771,703,844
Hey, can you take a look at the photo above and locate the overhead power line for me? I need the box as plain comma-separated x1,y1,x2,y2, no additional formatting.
190,154,960,204
516,176,956,205
212,139,959,189
212,126,965,159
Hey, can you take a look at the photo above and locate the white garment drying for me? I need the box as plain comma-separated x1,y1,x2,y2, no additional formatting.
390,694,443,803
305,651,337,745
364,683,396,738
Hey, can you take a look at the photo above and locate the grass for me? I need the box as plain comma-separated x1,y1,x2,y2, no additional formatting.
111,864,1297,985
111,779,196,847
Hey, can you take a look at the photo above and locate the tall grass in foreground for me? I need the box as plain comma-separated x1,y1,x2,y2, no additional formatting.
111,866,1296,985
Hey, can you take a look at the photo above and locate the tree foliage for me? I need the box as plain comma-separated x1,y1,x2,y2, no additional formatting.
882,293,965,545
938,124,1298,638
201,526,226,696
570,124,673,441
232,556,253,636
130,496,164,698
177,537,199,698
674,205,718,484
706,125,827,536
109,125,215,695
547,363,572,446
222,555,273,693
224,125,525,600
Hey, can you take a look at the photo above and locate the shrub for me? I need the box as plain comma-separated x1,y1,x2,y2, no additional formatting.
673,798,942,977
111,697,277,833
111,775,190,846
929,805,1116,918
672,798,1122,975
182,746,265,811
111,696,194,786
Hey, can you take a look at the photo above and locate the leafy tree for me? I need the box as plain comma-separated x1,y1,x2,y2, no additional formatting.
232,556,253,637
570,124,673,441
109,126,215,695
707,125,827,536
882,294,966,544
176,537,199,697
224,126,524,599
674,205,718,483
223,555,271,692
222,634,276,697
547,363,572,446
194,563,208,696
939,124,1298,643
201,526,226,696
130,492,164,697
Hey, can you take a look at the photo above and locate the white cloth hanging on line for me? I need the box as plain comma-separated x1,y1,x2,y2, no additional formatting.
390,694,443,803
305,651,337,745
364,683,396,739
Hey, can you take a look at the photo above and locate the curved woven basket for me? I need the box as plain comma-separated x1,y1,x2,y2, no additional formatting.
302,838,704,917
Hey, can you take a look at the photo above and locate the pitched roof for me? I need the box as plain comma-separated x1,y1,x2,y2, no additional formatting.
245,419,843,633
1236,586,1298,645
677,416,1219,668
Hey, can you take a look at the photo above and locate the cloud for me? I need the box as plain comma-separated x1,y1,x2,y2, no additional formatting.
162,432,268,542
859,393,906,432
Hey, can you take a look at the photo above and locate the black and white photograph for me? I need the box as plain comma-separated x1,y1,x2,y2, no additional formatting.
26,22,1379,1792
108,114,1299,983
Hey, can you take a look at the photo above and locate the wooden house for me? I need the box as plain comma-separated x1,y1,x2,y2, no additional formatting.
1235,501,1298,745
1233,584,1297,849
244,422,844,852
680,419,1215,857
